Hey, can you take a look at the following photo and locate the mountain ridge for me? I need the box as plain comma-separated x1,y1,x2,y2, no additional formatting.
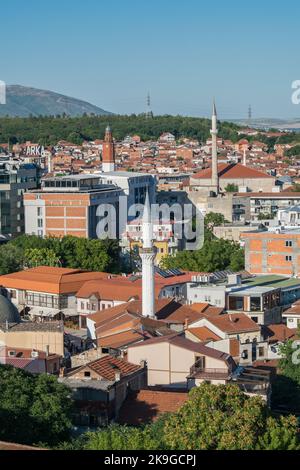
0,85,112,117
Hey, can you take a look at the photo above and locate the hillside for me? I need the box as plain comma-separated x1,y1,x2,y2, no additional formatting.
0,85,112,118
0,114,241,146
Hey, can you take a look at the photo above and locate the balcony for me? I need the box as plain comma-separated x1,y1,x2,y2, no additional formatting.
189,360,231,380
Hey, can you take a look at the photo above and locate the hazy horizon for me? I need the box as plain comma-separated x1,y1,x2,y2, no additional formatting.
2,1,300,120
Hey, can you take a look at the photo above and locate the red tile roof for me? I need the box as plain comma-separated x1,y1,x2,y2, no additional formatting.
192,163,273,180
202,313,260,334
118,389,188,425
68,355,142,381
187,326,221,342
0,267,113,294
263,324,298,343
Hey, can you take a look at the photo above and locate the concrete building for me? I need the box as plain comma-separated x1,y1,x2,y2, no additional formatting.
59,356,146,427
190,163,277,194
247,192,300,222
242,227,300,276
121,218,180,265
0,161,38,239
127,334,235,388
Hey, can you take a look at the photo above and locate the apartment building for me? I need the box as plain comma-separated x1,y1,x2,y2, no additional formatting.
121,218,180,265
0,161,38,238
247,192,300,221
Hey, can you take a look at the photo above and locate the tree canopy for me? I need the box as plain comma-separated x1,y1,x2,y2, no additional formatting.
0,235,121,275
0,365,73,446
58,383,300,451
0,114,241,146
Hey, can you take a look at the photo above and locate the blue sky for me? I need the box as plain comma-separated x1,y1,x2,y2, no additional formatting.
1,0,300,118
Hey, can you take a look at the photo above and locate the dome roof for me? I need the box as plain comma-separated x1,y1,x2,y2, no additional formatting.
0,295,21,324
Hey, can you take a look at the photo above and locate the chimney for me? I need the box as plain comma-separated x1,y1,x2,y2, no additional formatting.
45,345,50,357
115,371,121,382
140,359,146,369
184,318,189,330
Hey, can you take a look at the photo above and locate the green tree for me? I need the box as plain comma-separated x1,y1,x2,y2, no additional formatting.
0,365,73,446
24,248,61,268
224,183,239,192
161,238,244,272
0,244,23,275
162,383,300,450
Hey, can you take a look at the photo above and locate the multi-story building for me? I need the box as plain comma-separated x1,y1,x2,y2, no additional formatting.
0,161,38,238
242,227,300,277
24,174,122,238
121,218,180,265
247,192,300,221
24,172,156,238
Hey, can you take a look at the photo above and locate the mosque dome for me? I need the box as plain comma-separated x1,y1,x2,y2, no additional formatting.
0,295,21,324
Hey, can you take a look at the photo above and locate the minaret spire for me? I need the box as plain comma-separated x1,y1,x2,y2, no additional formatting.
140,190,156,319
210,99,219,194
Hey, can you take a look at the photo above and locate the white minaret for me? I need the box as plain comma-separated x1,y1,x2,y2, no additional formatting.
140,191,156,319
243,148,247,166
48,153,53,173
210,100,219,194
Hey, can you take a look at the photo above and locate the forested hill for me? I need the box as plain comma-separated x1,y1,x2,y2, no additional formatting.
0,85,112,118
0,114,241,146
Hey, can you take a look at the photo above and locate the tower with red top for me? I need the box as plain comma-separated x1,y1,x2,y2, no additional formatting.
102,125,115,172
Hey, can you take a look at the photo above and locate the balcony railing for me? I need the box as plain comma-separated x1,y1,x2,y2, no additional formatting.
189,361,231,380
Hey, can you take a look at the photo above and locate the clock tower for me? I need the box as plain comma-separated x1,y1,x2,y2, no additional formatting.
102,125,115,172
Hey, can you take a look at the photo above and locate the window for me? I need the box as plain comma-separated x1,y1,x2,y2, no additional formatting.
37,207,42,217
10,290,16,299
84,371,91,378
252,316,258,323
250,297,261,312
258,347,264,357
81,302,84,310
242,350,248,359
285,240,293,247
228,296,244,311
286,255,292,262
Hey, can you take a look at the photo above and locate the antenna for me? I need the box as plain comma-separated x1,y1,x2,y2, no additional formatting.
146,92,153,119
248,104,252,126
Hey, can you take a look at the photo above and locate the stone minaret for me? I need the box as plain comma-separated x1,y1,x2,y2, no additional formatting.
140,191,156,318
210,101,219,194
48,153,53,173
102,125,115,172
